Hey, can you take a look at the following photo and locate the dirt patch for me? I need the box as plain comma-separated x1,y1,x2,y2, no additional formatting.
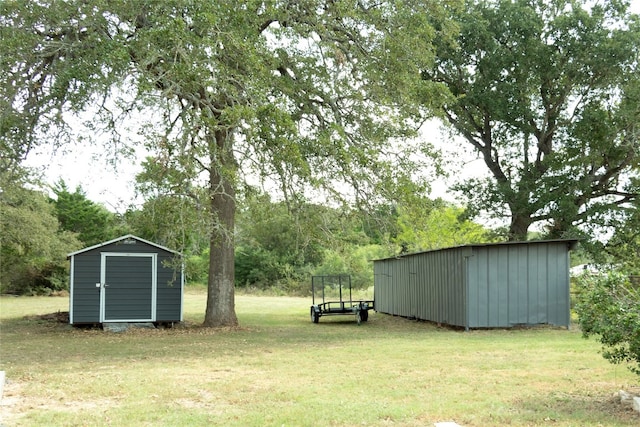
24,311,69,323
0,379,26,425
0,379,124,425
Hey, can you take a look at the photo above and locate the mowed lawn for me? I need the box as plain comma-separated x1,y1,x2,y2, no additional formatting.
1,288,638,426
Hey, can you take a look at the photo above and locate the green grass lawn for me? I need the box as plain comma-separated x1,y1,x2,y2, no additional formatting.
0,288,638,426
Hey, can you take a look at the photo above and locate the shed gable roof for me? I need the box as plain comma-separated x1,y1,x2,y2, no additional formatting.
67,234,180,258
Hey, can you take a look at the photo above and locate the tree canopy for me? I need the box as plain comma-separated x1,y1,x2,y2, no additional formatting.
0,167,81,294
2,1,455,325
394,197,494,252
422,0,640,240
51,180,120,247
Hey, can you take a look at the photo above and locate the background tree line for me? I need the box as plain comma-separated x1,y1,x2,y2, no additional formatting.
1,0,638,302
0,164,495,295
4,158,637,296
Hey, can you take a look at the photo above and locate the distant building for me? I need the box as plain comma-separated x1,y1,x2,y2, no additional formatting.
569,264,599,276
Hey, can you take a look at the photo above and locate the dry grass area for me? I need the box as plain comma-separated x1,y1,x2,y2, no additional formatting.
0,289,638,426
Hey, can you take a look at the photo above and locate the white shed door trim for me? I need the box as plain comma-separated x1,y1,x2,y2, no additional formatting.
99,252,157,323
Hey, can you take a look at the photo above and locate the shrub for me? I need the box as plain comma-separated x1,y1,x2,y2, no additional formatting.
185,251,209,283
574,271,640,377
312,245,392,290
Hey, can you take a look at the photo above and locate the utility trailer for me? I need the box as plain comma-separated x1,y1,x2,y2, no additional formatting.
310,275,374,324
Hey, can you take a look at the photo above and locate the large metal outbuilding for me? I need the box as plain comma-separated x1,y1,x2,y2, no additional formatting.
68,235,183,325
373,240,578,330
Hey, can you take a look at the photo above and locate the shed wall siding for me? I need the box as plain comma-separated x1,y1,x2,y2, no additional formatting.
374,248,467,327
70,238,183,324
70,252,102,323
156,253,183,321
373,241,572,329
466,242,570,327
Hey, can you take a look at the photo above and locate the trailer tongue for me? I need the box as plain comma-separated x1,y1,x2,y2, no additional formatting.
310,275,374,325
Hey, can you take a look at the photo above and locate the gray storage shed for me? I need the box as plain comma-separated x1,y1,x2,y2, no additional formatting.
373,240,578,329
68,234,183,325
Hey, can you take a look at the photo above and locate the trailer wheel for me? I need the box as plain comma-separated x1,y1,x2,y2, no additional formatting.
311,307,319,323
360,310,369,322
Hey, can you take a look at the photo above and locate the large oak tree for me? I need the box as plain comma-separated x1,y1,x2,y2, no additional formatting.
422,0,640,240
1,1,453,325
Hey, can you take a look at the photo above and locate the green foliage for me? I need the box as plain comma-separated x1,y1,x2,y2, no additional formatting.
356,203,401,245
1,0,457,324
394,198,494,252
234,192,327,289
236,190,493,293
313,244,392,290
51,180,119,247
125,195,209,255
2,0,453,214
575,272,640,377
604,202,640,275
424,0,640,239
570,198,640,275
233,189,400,292
184,249,209,284
0,170,81,294
129,159,212,284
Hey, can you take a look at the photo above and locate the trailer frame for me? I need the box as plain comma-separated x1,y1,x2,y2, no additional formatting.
310,275,374,324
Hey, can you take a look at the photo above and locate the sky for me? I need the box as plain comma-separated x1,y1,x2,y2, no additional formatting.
23,0,640,213
24,118,484,212
25,139,148,212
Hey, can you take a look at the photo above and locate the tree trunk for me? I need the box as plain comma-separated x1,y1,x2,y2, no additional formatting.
203,130,238,327
545,219,572,240
508,213,532,241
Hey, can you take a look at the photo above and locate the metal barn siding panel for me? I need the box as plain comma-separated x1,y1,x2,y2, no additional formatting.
373,262,382,312
374,247,467,327
408,256,419,319
546,242,571,326
439,249,466,327
467,241,573,328
530,243,549,324
374,262,382,312
420,248,464,327
373,259,391,314
396,257,411,316
471,245,519,327
373,240,575,329
528,244,543,324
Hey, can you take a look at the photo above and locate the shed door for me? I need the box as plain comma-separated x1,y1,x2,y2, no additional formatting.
100,253,157,322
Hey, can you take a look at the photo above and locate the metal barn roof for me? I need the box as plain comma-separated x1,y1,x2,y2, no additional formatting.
373,239,579,262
